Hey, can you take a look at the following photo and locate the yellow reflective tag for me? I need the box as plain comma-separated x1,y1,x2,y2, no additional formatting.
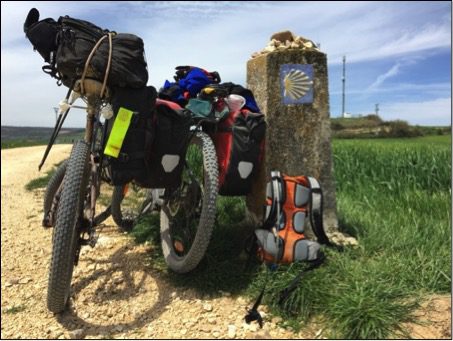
104,107,134,158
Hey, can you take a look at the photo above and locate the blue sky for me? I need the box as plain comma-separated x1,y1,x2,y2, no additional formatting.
1,1,451,127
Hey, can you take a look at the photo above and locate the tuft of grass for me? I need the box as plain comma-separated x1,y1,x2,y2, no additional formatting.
24,160,65,191
4,304,26,314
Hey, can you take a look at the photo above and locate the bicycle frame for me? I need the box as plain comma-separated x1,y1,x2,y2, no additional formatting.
79,93,112,247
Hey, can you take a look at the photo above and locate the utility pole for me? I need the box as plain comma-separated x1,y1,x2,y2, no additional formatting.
375,103,379,116
342,56,346,118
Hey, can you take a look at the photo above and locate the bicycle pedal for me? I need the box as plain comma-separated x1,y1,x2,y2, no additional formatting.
42,218,53,229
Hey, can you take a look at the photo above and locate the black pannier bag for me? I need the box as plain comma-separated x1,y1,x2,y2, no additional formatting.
23,8,148,89
212,109,266,196
145,100,192,189
108,86,157,186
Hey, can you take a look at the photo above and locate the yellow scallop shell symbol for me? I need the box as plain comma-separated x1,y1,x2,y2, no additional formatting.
283,69,313,100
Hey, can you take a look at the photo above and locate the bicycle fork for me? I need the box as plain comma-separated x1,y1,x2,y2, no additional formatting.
75,102,102,263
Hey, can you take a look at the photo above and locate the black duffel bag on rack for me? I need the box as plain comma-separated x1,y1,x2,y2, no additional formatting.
24,7,148,89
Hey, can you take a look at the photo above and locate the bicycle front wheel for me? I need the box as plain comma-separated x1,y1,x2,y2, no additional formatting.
47,141,90,313
160,131,218,273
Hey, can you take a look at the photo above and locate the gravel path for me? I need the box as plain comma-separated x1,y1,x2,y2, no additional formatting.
1,145,302,339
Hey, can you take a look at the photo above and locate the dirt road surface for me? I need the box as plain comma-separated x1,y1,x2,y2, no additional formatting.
1,145,451,339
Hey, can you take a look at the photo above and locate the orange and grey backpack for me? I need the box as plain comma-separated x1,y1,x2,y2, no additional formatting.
245,171,333,327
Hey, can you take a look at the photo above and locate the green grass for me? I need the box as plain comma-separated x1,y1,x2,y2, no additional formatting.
130,134,451,338
24,160,65,191
4,304,26,314
1,136,83,149
326,135,450,336
1,139,49,149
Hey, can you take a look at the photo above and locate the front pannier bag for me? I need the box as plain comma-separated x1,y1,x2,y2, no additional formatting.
107,86,157,186
145,99,192,189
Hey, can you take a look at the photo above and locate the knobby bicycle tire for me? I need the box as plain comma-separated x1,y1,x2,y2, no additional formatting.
111,185,153,232
47,141,90,313
43,160,68,227
160,131,218,273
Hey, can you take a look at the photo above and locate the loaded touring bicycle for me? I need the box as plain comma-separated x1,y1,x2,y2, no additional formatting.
25,8,222,313
25,8,266,314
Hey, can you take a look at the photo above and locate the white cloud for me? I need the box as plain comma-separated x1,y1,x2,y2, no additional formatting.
380,97,452,126
367,63,402,90
1,1,451,127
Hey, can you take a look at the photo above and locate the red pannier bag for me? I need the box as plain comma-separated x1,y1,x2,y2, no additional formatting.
212,108,266,196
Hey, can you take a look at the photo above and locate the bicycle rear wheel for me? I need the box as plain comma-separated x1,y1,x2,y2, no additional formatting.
111,184,153,231
160,131,218,273
47,141,90,313
43,160,68,227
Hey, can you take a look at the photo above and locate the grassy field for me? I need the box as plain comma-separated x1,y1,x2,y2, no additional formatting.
322,135,451,337
26,134,451,338
1,126,84,149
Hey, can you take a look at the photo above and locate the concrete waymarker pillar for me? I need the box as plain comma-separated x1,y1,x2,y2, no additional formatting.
246,31,339,234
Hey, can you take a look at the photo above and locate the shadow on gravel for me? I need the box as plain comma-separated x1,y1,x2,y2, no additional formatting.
162,218,261,297
56,241,171,337
55,196,262,336
128,198,261,299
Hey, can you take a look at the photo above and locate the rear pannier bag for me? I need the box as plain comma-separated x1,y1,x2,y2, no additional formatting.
212,109,266,196
108,86,157,186
145,100,191,189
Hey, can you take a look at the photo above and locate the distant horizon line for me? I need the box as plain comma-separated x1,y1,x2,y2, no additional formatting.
2,122,451,129
1,125,85,129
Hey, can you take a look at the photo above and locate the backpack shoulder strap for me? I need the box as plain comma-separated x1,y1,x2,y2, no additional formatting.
306,176,331,246
278,250,325,305
262,171,284,231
